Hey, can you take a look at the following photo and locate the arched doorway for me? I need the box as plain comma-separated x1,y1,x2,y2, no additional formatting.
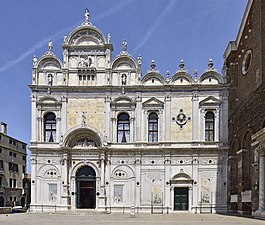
76,166,96,209
0,196,5,207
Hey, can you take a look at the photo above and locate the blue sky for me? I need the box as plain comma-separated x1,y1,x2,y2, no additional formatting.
0,0,247,171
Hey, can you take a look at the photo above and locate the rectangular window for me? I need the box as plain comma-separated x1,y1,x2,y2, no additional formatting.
9,151,12,156
13,179,16,188
0,177,2,187
49,184,57,202
9,139,12,144
0,148,2,153
23,166,26,174
9,162,12,171
13,152,17,158
9,179,12,188
22,145,26,149
23,155,26,161
13,140,16,146
10,196,12,202
0,160,3,169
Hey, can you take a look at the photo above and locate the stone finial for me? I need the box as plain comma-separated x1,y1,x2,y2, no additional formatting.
33,55,37,67
151,59,156,71
194,69,198,82
137,54,142,65
84,8,90,23
64,35,67,44
179,59,185,70
107,33,111,44
166,70,170,82
208,58,214,70
122,39,127,51
46,40,54,55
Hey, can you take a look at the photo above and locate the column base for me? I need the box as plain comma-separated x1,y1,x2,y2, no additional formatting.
253,210,265,219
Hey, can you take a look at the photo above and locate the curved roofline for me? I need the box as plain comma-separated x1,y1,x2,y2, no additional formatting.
66,24,106,46
199,70,223,83
142,71,165,84
171,71,193,83
36,54,63,70
111,53,137,69
62,126,103,148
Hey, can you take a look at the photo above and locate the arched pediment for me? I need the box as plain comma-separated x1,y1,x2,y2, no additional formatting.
112,55,137,70
37,164,60,178
111,96,136,109
63,126,103,148
199,71,223,84
142,72,165,85
171,72,193,85
67,26,106,46
38,96,59,104
112,165,135,179
37,55,62,71
171,171,193,185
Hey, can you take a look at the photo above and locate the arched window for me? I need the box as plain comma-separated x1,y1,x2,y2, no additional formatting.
117,113,130,143
205,112,214,141
44,113,56,142
148,113,158,142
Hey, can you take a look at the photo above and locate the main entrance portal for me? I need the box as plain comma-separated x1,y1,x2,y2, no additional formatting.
174,187,188,210
76,166,96,209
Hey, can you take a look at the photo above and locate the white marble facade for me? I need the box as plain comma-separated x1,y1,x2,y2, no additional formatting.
30,10,228,213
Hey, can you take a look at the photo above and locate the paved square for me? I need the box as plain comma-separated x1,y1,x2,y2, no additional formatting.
0,213,265,225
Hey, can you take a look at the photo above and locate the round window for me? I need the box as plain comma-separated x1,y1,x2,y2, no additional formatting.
242,50,252,75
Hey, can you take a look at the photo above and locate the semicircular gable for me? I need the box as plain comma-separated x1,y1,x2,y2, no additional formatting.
37,164,60,177
38,96,59,104
112,55,137,70
171,72,193,85
37,55,62,70
142,72,165,85
113,96,133,103
63,127,103,148
199,71,223,84
67,26,106,46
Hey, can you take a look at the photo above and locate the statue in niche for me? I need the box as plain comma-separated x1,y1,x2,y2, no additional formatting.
88,57,93,67
48,74,53,86
121,74,127,85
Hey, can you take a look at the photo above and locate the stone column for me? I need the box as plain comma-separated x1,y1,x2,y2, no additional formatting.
258,147,265,211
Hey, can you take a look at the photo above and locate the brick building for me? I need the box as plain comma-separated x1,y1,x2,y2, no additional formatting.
224,0,265,217
0,122,28,208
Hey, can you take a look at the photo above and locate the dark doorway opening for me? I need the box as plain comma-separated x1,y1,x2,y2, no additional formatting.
76,166,96,209
174,187,188,210
0,196,5,207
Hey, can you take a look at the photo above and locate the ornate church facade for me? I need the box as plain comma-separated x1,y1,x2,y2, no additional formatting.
29,10,229,213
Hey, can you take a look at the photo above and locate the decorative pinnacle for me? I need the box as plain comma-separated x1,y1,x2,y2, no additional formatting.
137,54,142,65
46,40,54,55
151,59,156,70
33,55,37,67
122,39,127,51
179,59,185,70
82,8,92,26
166,70,170,82
208,58,214,69
194,70,198,81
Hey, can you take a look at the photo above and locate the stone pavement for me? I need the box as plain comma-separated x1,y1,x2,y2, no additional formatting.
0,213,265,225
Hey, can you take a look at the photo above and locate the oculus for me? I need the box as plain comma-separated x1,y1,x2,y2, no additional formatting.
242,50,252,75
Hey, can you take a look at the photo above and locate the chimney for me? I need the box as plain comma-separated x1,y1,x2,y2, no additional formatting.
1,122,7,135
